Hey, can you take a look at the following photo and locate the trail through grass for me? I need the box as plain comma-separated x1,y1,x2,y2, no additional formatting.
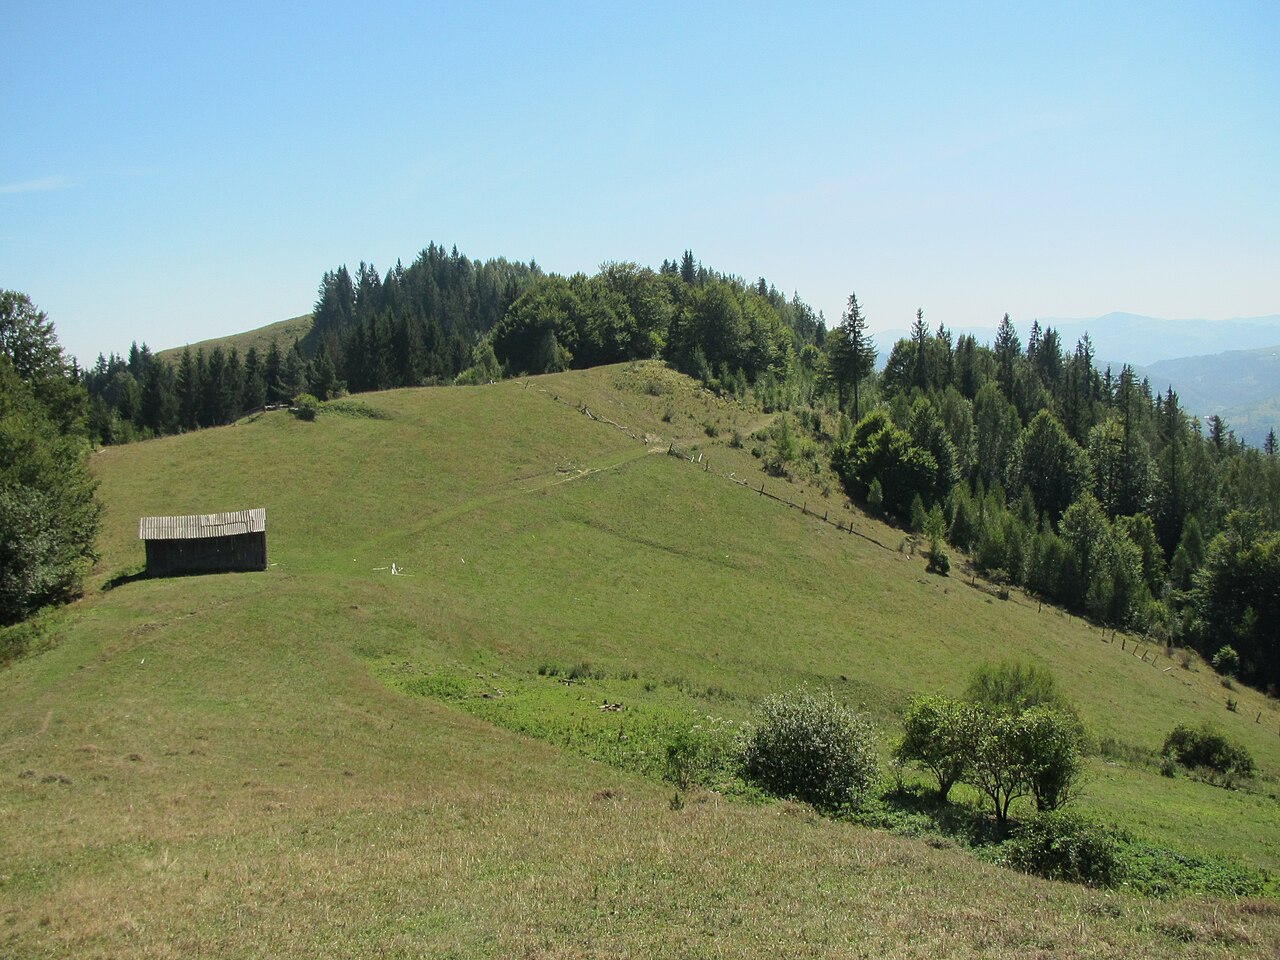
3,363,1280,957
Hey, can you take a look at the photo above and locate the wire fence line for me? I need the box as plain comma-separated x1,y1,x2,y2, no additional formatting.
663,440,892,551
518,377,1279,727
516,378,661,446
516,375,892,548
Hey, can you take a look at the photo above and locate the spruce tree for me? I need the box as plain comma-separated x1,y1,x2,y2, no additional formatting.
911,308,929,391
994,313,1021,399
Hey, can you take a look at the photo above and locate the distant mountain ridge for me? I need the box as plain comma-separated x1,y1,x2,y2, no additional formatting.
1134,343,1280,447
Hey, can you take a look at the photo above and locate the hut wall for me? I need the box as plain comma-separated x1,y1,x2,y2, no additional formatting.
144,531,267,576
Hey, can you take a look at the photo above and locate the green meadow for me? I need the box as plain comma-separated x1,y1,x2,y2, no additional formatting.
154,313,314,364
3,362,1279,957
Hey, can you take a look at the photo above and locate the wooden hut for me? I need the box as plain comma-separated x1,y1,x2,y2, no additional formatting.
139,508,267,576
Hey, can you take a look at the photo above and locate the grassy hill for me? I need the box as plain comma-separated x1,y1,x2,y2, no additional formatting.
3,362,1279,957
154,313,313,361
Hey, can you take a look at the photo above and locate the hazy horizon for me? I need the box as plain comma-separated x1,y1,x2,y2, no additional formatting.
3,2,1277,364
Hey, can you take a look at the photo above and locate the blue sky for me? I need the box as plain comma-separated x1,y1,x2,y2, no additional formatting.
2,1,1277,364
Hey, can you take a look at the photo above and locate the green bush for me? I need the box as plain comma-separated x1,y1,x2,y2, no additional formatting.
1015,707,1084,811
1161,723,1254,779
292,393,320,421
867,478,884,513
1114,838,1269,898
964,660,1069,716
1001,811,1120,887
741,688,878,811
895,696,980,800
1211,644,1240,677
663,720,739,791
926,544,950,575
963,705,1084,823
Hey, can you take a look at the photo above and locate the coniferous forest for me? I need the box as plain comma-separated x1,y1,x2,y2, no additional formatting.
19,242,1280,691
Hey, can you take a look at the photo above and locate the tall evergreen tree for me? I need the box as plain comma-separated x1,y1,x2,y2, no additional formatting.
824,292,876,420
264,339,285,404
993,313,1021,400
911,308,929,391
176,348,200,430
140,359,178,435
680,250,697,285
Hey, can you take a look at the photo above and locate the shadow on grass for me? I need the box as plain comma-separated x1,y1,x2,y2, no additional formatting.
853,784,1011,848
102,566,272,592
101,568,149,592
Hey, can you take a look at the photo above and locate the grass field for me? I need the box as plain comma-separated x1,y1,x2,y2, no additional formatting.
154,313,313,362
3,362,1279,957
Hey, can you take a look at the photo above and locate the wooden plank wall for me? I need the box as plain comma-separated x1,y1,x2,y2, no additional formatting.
144,532,267,576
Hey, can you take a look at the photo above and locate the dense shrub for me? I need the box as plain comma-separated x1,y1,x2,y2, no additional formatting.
1211,644,1240,677
742,688,878,811
291,392,320,420
1015,707,1084,812
1000,811,1120,886
964,660,1069,715
663,720,739,791
895,696,980,800
1161,723,1254,779
1115,838,1269,898
967,706,1084,823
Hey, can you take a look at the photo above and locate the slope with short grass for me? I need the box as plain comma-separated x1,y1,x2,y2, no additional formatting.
3,362,1279,957
154,313,313,363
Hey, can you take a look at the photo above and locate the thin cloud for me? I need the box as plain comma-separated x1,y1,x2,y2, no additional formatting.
0,175,76,195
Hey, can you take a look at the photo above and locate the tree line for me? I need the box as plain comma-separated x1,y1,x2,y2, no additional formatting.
25,248,1280,693
81,244,828,445
813,303,1280,691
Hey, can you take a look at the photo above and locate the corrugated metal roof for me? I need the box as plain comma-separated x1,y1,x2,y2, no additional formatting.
138,508,266,541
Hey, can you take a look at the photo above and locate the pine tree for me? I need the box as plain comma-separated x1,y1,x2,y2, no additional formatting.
201,348,225,427
139,359,177,435
911,308,929,391
279,344,308,401
825,292,876,422
680,250,697,285
217,349,244,423
265,339,284,404
310,349,339,400
993,313,1021,398
242,347,266,412
176,348,200,430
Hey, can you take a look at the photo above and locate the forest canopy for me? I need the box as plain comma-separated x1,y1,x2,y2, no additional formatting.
69,245,1280,690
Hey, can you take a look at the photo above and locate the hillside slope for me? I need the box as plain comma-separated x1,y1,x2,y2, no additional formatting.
3,363,1279,958
154,313,313,362
1136,344,1280,447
